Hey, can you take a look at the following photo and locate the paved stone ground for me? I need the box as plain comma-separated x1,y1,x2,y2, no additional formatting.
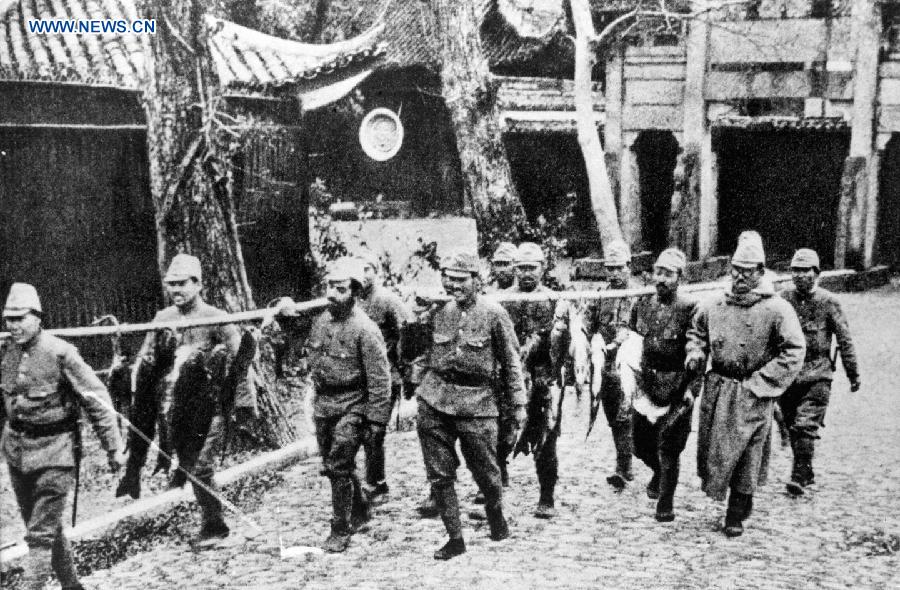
22,288,900,588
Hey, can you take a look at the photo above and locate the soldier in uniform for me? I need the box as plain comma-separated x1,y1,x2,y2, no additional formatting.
505,242,563,518
117,254,245,543
686,239,805,537
416,250,526,559
355,250,414,502
584,239,643,489
780,248,860,496
628,248,698,522
487,241,517,292
278,257,392,553
1,283,124,590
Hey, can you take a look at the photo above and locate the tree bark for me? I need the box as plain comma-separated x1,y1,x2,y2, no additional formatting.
139,0,295,447
432,0,528,255
571,0,624,251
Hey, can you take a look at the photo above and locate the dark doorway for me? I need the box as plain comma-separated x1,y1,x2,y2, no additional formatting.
716,128,849,268
503,132,598,256
876,134,900,269
634,131,679,254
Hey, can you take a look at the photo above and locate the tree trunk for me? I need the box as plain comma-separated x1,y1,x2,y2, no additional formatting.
433,0,528,256
139,0,295,448
571,0,624,251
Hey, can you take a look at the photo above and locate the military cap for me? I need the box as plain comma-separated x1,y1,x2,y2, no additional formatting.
326,257,366,285
164,253,202,282
654,247,687,273
441,249,480,278
515,242,546,265
732,240,766,268
737,230,764,249
3,282,42,318
790,248,820,270
491,241,518,263
604,239,632,267
356,249,381,272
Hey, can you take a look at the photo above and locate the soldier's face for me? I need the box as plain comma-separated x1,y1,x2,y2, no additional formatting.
791,267,818,294
326,279,355,316
491,260,514,285
5,312,41,344
730,264,762,294
605,265,629,288
653,266,680,298
444,272,476,305
515,262,544,291
165,278,202,309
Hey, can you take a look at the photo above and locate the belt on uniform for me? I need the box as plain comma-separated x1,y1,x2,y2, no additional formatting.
436,370,492,388
317,379,363,395
8,417,78,438
710,367,748,381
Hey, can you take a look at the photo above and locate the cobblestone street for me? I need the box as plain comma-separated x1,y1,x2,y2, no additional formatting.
25,288,900,589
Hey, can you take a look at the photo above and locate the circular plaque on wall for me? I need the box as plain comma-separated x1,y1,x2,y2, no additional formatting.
359,107,404,161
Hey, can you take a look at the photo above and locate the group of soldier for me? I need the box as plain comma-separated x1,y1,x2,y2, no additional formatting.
0,229,860,587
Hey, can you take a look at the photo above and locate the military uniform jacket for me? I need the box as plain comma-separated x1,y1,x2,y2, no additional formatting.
686,290,805,398
629,293,697,405
781,287,859,384
501,285,556,379
138,300,242,363
358,285,414,375
418,297,526,418
306,306,392,425
1,331,122,472
585,278,644,347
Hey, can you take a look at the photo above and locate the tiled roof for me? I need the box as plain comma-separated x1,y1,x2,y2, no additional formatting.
0,0,385,92
208,17,385,93
0,0,145,88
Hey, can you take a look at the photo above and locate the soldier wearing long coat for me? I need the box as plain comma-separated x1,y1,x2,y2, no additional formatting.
686,240,805,537
780,248,860,495
1,283,123,590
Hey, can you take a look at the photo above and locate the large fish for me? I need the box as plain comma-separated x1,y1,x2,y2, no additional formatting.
615,330,643,417
567,309,591,400
116,329,178,499
586,332,606,438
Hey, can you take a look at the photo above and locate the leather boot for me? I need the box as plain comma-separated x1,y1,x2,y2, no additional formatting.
21,546,54,590
52,533,81,589
433,537,466,560
417,488,439,518
606,420,634,489
485,502,510,541
788,437,815,495
432,485,466,559
194,477,229,544
350,476,371,531
724,491,751,537
115,462,142,499
655,458,679,522
323,477,354,553
646,472,660,500
534,483,557,519
432,485,462,540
